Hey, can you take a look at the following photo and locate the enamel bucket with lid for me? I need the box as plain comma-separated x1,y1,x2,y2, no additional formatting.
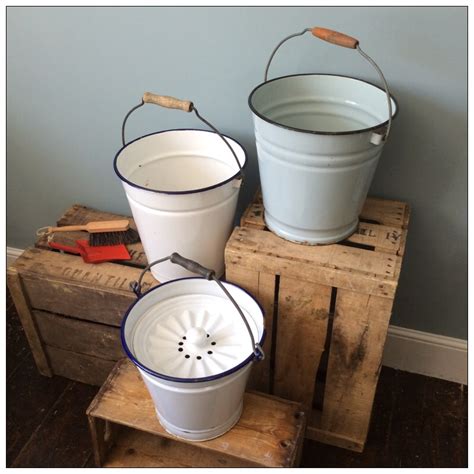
248,27,398,244
114,93,247,282
121,253,265,441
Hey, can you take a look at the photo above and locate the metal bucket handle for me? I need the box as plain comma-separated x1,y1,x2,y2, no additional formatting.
121,93,244,179
264,27,393,144
130,252,264,361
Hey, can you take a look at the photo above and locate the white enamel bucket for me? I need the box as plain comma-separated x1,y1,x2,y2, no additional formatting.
114,93,246,282
248,27,398,244
121,253,265,441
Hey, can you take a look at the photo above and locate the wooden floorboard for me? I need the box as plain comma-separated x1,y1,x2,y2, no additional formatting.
11,381,97,468
6,288,467,468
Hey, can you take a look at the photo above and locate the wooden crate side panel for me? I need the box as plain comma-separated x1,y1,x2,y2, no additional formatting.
88,359,303,467
14,248,157,326
229,227,399,280
23,275,134,327
319,289,394,445
226,228,398,298
33,310,123,360
15,248,157,295
274,277,331,410
225,265,275,393
6,267,52,377
46,346,117,386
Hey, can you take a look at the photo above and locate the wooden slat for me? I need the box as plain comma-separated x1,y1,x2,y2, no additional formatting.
242,191,410,231
14,248,158,326
33,311,123,360
45,346,117,386
318,289,394,445
88,417,109,468
226,227,400,298
361,197,409,229
240,197,407,255
274,277,331,410
6,266,52,377
225,266,275,393
87,359,305,467
240,195,265,230
344,222,405,254
305,410,365,452
102,426,257,468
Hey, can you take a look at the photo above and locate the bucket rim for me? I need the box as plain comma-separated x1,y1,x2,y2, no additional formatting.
248,73,399,136
121,276,266,384
113,128,248,195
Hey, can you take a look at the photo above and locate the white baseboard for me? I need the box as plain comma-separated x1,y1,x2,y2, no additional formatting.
6,246,467,385
383,325,467,385
7,246,24,267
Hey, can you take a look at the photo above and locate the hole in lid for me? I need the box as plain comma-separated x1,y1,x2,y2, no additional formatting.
178,348,183,352
178,342,183,346
207,351,213,355
207,334,210,337
211,342,216,345
185,354,190,359
182,336,187,340
197,356,202,360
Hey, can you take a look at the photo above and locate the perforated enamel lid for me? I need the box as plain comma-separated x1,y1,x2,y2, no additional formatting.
122,278,265,382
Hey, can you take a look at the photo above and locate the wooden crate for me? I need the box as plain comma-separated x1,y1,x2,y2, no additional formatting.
224,191,410,452
87,358,306,467
6,205,155,386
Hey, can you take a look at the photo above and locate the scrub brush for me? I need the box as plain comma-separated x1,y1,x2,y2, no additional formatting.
37,219,140,247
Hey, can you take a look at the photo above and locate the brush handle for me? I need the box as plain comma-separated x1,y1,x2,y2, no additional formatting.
45,220,130,234
48,241,82,255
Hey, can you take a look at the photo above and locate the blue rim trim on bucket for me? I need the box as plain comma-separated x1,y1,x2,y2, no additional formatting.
248,73,399,136
113,128,248,195
120,277,266,384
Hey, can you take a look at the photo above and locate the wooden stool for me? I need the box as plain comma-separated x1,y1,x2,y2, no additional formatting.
86,359,306,467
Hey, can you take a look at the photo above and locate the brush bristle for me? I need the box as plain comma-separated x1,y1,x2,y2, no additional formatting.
89,228,140,247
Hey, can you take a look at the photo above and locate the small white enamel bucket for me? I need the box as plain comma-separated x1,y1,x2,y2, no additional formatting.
121,253,265,441
114,93,246,282
248,27,398,244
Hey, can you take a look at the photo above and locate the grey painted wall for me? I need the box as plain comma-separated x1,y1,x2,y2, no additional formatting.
7,6,467,339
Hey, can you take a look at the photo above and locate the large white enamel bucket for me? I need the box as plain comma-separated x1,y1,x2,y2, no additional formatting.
114,93,246,282
121,254,265,441
248,27,398,244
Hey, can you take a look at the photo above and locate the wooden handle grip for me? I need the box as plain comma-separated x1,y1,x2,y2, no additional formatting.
49,220,130,234
143,92,193,112
311,27,359,49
